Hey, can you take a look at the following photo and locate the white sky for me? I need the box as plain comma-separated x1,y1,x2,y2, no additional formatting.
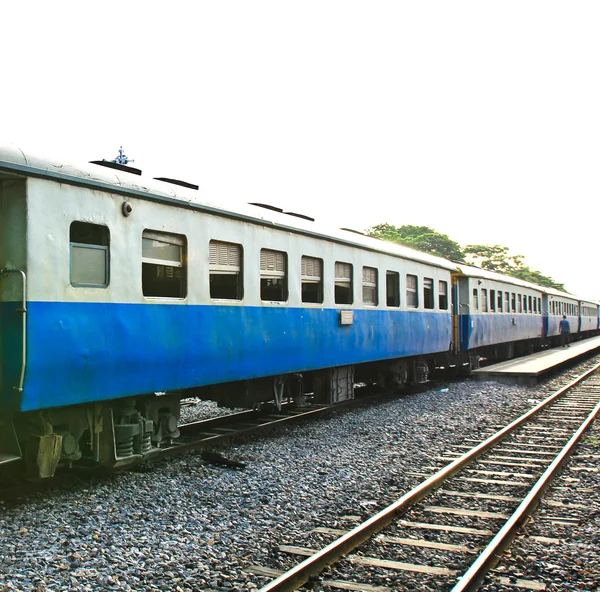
2,2,599,297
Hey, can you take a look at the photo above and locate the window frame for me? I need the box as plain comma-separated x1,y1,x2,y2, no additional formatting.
386,271,400,308
362,266,378,306
142,229,187,299
406,274,419,309
423,277,434,310
69,221,110,289
334,261,353,305
209,240,243,301
438,280,448,310
301,255,324,304
260,248,288,302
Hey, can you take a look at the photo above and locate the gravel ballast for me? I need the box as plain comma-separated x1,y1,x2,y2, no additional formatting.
1,357,599,591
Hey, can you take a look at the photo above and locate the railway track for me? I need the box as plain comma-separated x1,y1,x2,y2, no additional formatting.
251,363,600,591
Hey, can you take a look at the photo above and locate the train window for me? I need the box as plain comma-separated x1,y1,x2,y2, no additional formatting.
528,295,533,312
386,271,400,307
301,256,323,304
518,294,522,313
142,230,186,298
260,249,288,302
472,288,479,311
533,298,537,314
511,293,516,312
335,262,353,304
538,298,542,314
504,292,510,313
70,222,109,288
439,280,448,310
481,289,488,312
423,278,434,309
362,267,378,306
497,291,503,312
490,290,496,312
209,240,243,300
406,274,418,308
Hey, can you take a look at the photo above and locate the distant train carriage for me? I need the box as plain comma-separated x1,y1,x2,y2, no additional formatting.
453,265,545,360
544,289,581,344
578,299,599,334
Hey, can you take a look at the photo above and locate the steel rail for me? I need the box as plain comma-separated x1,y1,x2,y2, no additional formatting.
163,405,331,457
451,397,600,591
258,361,600,592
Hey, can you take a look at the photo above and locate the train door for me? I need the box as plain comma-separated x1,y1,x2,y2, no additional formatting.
0,175,27,465
452,274,471,352
541,294,549,339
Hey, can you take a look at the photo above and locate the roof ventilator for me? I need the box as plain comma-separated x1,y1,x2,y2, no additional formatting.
154,177,199,190
249,202,284,213
89,160,142,176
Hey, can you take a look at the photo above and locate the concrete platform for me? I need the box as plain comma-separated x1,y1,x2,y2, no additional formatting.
471,335,600,385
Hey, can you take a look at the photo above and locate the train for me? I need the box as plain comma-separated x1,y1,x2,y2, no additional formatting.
0,145,597,479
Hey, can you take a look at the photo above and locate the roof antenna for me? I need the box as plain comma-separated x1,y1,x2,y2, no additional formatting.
112,146,133,166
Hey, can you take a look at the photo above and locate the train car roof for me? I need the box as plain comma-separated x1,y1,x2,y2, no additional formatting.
0,144,457,272
455,264,548,291
456,263,600,304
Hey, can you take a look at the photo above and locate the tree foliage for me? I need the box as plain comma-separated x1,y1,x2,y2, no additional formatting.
463,244,565,291
366,224,566,291
367,223,466,262
462,244,524,272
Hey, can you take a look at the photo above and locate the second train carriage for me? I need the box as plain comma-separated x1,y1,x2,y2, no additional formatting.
0,145,597,478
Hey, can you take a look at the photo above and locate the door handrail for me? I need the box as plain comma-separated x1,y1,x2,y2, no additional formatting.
1,268,27,392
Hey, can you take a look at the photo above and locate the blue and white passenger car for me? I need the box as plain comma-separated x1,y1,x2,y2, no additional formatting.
0,145,459,477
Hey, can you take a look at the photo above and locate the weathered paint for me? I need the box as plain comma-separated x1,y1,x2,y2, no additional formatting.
13,303,452,411
459,313,544,350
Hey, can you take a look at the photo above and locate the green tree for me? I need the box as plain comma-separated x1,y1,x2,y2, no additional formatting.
367,224,465,262
463,244,565,291
462,244,523,273
367,223,566,292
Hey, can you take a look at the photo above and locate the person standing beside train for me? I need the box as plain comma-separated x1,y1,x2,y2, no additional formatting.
559,315,570,347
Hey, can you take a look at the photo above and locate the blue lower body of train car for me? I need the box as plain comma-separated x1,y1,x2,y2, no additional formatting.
458,313,542,351
3,303,453,412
